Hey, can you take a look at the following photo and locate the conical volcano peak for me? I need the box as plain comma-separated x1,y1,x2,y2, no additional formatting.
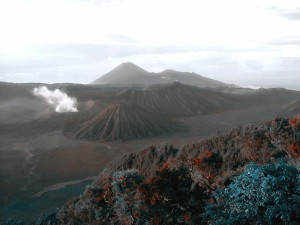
92,62,150,85
112,62,149,74
75,103,179,140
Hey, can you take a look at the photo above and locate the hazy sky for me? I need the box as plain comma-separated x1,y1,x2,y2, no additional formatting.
0,0,300,89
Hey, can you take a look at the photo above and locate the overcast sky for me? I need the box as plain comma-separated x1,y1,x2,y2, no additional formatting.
0,0,300,89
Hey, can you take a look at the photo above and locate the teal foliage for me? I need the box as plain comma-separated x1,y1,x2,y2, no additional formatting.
111,169,144,194
205,162,300,225
33,212,58,225
111,169,146,224
0,218,24,225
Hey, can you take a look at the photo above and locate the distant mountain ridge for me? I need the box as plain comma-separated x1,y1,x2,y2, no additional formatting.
116,82,242,116
156,69,232,89
73,82,300,141
92,62,234,89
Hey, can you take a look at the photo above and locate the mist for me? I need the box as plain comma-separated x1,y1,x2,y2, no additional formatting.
33,86,78,113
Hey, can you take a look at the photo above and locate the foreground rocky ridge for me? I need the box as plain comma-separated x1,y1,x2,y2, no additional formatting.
2,117,300,225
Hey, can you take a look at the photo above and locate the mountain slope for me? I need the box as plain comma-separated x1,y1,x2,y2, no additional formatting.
0,82,53,123
156,69,231,88
34,117,300,225
280,98,300,117
247,88,300,104
116,82,242,116
92,62,157,86
75,103,180,140
92,62,233,88
116,83,300,117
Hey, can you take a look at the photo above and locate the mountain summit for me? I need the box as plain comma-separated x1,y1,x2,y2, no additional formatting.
92,62,151,85
92,62,234,89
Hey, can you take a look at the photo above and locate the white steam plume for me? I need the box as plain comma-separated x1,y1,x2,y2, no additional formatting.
33,86,78,113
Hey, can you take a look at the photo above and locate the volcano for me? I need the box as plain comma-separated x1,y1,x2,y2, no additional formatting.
117,82,242,116
75,103,180,140
92,62,233,88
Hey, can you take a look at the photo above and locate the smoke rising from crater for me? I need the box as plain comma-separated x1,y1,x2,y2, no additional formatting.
33,86,78,113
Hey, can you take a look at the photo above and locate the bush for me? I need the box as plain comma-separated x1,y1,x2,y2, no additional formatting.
140,166,208,224
204,162,300,225
111,169,146,224
33,212,58,225
0,218,24,225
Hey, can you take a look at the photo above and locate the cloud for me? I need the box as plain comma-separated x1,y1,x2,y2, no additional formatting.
33,86,78,113
1,0,300,89
274,8,300,20
0,43,207,83
270,37,300,46
280,12,300,20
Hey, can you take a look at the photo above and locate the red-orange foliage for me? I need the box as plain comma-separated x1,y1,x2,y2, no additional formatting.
288,143,300,159
184,213,191,222
247,139,263,150
139,176,161,205
159,159,176,172
191,157,202,165
94,193,105,202
150,217,161,225
143,176,158,185
289,117,300,128
137,185,146,194
99,176,113,202
248,149,272,162
150,192,161,205
137,176,158,194
202,149,214,158
192,149,213,166
206,173,216,180
191,149,217,180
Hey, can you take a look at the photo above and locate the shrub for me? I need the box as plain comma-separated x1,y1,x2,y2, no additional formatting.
0,218,24,225
204,162,300,225
140,166,208,224
111,169,146,225
33,212,58,225
191,150,221,181
289,117,300,128
288,143,300,159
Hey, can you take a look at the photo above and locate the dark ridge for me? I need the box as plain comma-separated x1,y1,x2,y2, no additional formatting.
106,117,300,178
42,117,299,225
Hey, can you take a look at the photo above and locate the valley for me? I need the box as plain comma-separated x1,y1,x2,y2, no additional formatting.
0,63,299,223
